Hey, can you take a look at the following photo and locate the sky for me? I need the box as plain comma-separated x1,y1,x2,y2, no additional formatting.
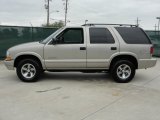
0,0,160,30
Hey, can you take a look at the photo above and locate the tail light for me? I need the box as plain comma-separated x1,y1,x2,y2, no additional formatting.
150,46,154,55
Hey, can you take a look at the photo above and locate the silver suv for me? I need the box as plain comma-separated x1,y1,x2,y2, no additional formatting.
4,24,157,83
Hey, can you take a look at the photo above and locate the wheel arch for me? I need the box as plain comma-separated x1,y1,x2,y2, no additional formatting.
109,54,138,70
14,54,44,69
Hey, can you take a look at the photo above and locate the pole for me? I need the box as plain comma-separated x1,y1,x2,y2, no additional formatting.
136,17,138,27
64,0,68,26
154,24,157,35
30,22,33,41
158,19,160,37
136,17,141,27
156,17,160,38
47,0,50,26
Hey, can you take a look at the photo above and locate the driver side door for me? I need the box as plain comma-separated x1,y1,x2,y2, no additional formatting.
44,28,87,69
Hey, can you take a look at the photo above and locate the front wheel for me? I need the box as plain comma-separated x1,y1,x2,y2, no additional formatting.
111,60,135,83
16,59,42,82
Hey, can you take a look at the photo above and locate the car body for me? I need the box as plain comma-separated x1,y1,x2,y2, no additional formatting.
4,24,157,83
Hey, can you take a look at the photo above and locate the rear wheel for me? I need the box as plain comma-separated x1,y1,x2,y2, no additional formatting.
111,60,135,83
16,59,42,82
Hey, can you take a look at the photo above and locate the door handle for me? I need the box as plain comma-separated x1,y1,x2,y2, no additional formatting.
111,47,117,50
80,47,86,50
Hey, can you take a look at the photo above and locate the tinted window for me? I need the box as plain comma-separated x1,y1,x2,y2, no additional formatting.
115,27,151,44
56,28,83,44
89,28,115,44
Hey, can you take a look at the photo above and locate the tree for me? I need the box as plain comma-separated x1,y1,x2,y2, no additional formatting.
42,20,64,28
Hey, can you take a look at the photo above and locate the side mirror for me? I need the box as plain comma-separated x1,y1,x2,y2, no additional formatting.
52,38,57,45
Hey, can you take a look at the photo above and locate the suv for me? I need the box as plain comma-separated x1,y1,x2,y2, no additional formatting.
4,24,157,83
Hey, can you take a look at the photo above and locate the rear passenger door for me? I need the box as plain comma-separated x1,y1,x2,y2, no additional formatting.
86,27,119,68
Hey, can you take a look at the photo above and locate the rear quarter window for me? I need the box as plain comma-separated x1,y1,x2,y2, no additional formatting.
115,27,151,44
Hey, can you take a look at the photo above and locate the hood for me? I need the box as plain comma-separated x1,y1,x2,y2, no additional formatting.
7,41,45,59
8,42,43,52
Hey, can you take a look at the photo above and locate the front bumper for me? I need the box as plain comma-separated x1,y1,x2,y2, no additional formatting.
138,58,157,69
4,60,14,70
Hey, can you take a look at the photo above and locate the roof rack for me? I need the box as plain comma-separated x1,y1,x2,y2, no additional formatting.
82,23,138,27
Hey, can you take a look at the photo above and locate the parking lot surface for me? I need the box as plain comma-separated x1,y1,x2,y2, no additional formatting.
0,58,160,120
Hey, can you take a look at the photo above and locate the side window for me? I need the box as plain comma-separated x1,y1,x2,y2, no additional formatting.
115,27,151,44
89,28,115,44
56,28,83,44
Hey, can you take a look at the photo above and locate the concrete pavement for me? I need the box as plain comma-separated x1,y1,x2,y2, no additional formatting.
0,59,160,120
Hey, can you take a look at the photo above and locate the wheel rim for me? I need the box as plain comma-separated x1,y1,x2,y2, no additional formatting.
117,64,131,80
21,63,36,79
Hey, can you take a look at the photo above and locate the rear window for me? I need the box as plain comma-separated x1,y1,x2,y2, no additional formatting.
115,27,151,44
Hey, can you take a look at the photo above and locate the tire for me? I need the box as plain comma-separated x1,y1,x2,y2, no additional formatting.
111,60,135,83
16,59,42,82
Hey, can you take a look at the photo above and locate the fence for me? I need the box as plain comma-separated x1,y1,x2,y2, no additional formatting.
0,25,58,59
0,25,160,59
145,31,160,57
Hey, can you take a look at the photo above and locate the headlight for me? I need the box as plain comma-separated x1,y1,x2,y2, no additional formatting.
5,51,12,61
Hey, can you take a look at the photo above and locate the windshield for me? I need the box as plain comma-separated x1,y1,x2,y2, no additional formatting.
40,27,64,44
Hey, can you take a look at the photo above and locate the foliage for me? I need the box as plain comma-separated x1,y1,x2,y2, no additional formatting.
42,20,64,28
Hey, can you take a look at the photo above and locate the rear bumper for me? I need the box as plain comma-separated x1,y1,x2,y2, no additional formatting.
3,60,14,70
138,58,157,69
